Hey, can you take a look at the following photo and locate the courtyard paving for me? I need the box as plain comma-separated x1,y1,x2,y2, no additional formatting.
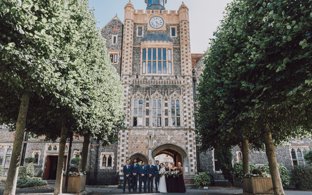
2,185,310,195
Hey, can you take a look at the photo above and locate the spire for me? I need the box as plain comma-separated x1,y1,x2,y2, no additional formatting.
145,0,167,10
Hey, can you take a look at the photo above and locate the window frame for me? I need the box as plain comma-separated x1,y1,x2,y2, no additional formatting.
141,46,174,75
109,52,119,64
100,152,114,169
112,35,118,45
137,25,144,37
170,26,177,37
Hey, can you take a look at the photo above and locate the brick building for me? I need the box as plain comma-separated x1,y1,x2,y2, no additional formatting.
0,0,311,185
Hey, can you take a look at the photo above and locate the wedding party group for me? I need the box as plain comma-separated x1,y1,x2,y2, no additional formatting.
123,159,186,193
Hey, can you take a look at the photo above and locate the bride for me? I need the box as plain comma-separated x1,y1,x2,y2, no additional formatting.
158,163,167,193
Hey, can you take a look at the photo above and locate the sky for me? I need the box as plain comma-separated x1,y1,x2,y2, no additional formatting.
88,0,232,53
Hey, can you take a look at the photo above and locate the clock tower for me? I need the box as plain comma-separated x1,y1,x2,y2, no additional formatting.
116,0,196,181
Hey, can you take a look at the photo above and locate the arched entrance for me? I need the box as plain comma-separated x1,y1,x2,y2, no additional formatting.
152,144,187,167
130,153,148,164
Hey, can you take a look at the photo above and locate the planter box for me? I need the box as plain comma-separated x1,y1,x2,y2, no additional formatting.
243,177,273,195
66,175,86,193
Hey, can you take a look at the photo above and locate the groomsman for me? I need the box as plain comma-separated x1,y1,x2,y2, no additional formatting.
138,161,147,193
132,159,140,192
154,160,160,193
147,160,156,193
123,159,132,193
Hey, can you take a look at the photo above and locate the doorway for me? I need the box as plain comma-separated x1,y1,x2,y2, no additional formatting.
43,156,67,180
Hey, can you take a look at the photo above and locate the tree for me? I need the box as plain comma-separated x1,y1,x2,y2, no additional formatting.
0,0,123,194
197,0,312,194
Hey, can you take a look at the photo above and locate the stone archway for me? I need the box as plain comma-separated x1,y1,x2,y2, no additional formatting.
152,144,188,167
130,153,148,164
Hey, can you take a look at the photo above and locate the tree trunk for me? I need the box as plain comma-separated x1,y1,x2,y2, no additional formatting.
264,130,284,195
54,119,68,195
4,92,30,195
80,134,90,172
242,138,249,175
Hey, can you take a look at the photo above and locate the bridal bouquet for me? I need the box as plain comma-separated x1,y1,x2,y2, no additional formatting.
165,170,180,178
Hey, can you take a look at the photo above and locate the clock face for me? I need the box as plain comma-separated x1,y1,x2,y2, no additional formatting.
149,16,164,29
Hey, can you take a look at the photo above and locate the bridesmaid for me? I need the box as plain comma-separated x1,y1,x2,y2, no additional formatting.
176,162,186,193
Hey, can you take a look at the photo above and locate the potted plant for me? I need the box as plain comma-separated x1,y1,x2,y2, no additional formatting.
243,167,273,195
194,172,211,189
64,156,86,193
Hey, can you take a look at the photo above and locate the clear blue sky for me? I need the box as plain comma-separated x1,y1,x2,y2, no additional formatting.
88,0,232,53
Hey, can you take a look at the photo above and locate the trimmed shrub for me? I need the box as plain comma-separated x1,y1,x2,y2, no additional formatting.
26,163,35,178
17,177,47,188
232,163,255,181
18,166,27,179
305,151,312,165
24,157,35,164
291,166,312,190
0,165,3,176
194,172,211,187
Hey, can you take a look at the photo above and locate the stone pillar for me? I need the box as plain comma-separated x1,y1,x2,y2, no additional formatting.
178,2,192,77
122,2,135,76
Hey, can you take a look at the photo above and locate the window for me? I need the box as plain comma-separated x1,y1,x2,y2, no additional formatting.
291,148,306,166
4,147,12,168
100,152,114,169
0,146,5,165
171,100,181,127
152,99,162,127
110,53,119,64
297,149,305,166
133,99,144,127
170,26,177,37
137,26,144,37
112,35,118,45
142,48,173,75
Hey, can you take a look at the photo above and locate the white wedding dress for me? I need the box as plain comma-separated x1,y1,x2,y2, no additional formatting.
159,167,167,193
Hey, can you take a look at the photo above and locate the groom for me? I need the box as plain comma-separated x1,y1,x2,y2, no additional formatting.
154,160,160,193
147,160,156,193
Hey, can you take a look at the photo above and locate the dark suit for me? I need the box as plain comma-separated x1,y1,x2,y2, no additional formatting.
147,164,156,192
132,163,140,191
123,164,132,192
139,165,147,192
154,164,160,192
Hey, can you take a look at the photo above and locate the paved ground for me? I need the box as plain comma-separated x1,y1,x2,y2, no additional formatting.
1,184,312,195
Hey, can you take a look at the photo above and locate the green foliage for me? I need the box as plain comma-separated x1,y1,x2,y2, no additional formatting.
18,167,27,179
0,165,3,176
70,156,81,166
17,177,47,188
291,166,312,190
18,163,35,179
26,163,35,178
233,163,255,181
24,157,35,164
194,172,211,187
197,0,312,162
233,163,290,187
0,0,123,141
304,151,312,165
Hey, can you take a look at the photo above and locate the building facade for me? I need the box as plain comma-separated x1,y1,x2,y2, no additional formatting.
101,0,197,178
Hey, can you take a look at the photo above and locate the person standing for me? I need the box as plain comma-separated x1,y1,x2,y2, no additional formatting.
138,161,147,193
147,160,155,193
158,163,167,193
132,159,139,192
176,162,186,193
154,160,160,193
123,159,132,193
